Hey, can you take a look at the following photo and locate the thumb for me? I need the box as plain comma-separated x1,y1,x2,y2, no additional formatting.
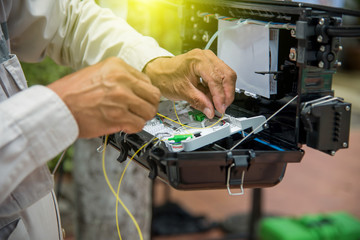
185,87,215,119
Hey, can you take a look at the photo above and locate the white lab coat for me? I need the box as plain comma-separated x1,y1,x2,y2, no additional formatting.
0,0,172,239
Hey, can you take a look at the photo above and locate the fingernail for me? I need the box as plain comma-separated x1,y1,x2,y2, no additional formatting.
203,107,212,118
222,104,227,113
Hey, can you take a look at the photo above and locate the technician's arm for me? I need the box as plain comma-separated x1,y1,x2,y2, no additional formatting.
1,0,168,216
9,0,172,71
0,85,79,216
9,0,235,118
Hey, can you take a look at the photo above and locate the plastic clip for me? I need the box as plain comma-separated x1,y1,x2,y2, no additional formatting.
226,163,245,196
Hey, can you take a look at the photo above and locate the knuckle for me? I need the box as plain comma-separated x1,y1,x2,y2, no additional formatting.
189,96,202,110
105,107,125,120
228,69,237,81
153,87,161,100
142,105,157,121
190,48,202,55
127,121,145,133
203,49,214,56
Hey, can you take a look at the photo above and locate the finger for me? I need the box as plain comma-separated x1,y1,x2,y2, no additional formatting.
184,86,215,119
128,97,158,121
132,79,161,106
112,113,147,134
195,61,227,114
203,50,237,108
106,87,159,121
110,57,153,84
118,113,147,134
101,105,147,134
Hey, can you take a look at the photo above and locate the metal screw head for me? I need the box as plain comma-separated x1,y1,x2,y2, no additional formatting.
263,123,269,129
289,52,295,60
290,29,296,37
345,105,351,111
338,45,343,51
320,45,326,52
319,18,325,25
331,151,336,156
318,61,324,68
327,53,335,62
317,35,323,43
335,61,342,67
289,48,297,61
342,142,348,148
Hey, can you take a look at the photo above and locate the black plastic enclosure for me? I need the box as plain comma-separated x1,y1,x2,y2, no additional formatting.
110,0,358,191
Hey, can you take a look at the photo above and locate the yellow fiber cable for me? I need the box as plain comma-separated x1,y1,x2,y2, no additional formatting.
115,141,148,240
103,103,224,240
102,135,145,240
156,111,224,130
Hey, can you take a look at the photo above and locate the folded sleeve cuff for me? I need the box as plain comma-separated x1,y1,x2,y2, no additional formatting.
2,85,79,165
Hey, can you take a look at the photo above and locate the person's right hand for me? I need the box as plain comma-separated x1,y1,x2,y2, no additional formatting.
48,57,161,138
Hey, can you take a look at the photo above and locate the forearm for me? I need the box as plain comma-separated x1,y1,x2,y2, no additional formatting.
47,0,173,71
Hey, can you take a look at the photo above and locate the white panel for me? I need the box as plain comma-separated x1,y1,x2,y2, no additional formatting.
218,20,278,98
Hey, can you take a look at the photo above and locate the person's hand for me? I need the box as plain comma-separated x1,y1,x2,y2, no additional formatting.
48,57,161,138
144,49,236,118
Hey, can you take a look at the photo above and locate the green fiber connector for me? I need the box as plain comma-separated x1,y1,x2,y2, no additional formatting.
188,110,206,122
168,134,193,142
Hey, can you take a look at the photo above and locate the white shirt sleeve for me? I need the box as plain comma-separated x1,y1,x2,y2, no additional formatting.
0,86,79,215
9,0,173,71
1,0,173,216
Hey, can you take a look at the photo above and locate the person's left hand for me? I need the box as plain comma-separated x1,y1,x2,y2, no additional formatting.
144,49,237,119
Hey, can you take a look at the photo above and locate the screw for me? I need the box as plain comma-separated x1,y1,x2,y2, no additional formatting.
319,18,325,25
290,29,296,37
317,35,323,43
263,123,269,129
331,151,336,156
320,45,326,52
335,61,342,67
338,45,343,51
318,61,324,68
289,48,297,61
327,53,335,62
345,106,350,111
342,142,348,148
289,52,295,60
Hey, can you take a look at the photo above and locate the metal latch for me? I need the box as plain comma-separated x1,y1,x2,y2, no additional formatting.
226,151,255,196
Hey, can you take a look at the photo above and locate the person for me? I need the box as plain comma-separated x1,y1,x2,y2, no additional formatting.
0,0,236,239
